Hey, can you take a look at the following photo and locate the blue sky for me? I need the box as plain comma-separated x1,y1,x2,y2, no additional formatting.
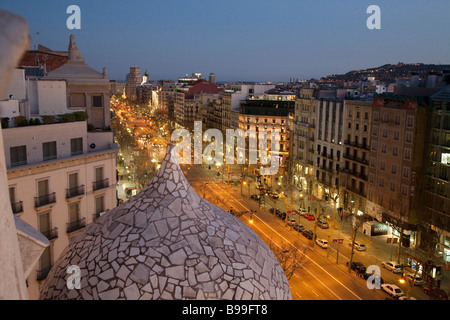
1,0,449,82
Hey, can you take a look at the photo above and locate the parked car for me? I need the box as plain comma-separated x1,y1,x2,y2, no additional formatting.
381,284,405,299
287,217,296,226
423,286,448,300
316,220,329,229
250,194,261,201
361,272,384,286
256,184,265,190
402,272,423,286
279,212,286,220
302,229,314,240
298,208,307,216
349,241,366,251
316,239,328,249
268,191,279,199
346,261,367,274
293,223,304,232
382,261,403,274
269,208,280,215
304,213,316,220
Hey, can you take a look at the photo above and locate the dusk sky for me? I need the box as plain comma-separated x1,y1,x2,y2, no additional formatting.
2,0,450,82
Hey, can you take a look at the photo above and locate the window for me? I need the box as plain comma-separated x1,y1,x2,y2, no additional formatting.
406,115,414,127
92,95,103,108
393,146,398,156
401,185,408,196
10,145,27,167
70,138,83,156
371,141,377,151
373,111,379,121
395,115,401,125
379,178,384,187
390,182,396,192
381,143,386,153
370,157,376,168
382,128,388,138
404,148,411,160
95,195,104,214
402,167,410,179
380,161,385,171
38,211,51,235
43,141,57,161
391,164,397,174
68,202,80,223
383,113,389,123
372,126,378,137
394,131,399,140
405,132,412,143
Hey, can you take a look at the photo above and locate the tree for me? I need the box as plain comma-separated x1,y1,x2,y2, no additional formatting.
348,214,363,273
268,239,309,281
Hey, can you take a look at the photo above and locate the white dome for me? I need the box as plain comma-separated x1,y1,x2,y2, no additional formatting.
40,143,291,300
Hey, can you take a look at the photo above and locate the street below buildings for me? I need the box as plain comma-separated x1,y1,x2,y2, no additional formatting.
183,163,432,300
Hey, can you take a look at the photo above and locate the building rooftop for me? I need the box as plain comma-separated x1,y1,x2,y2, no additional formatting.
40,143,291,300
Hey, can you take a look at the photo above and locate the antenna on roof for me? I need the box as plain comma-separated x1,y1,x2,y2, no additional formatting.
36,32,40,50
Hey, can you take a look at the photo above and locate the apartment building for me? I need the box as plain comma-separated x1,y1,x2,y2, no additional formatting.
289,88,317,195
423,85,450,262
315,98,344,199
238,99,293,182
341,100,372,216
366,96,427,246
1,34,118,299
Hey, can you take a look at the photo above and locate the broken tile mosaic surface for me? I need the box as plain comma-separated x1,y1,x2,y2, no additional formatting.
40,143,292,300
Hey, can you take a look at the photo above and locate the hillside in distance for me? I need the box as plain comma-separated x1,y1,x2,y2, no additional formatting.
320,63,450,84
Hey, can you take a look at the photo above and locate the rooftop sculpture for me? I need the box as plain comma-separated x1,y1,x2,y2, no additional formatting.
41,143,291,300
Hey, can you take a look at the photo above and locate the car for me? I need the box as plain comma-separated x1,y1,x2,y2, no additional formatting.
346,261,367,274
302,229,314,240
423,286,448,300
287,217,296,226
250,194,261,201
316,220,329,229
293,223,304,232
269,208,281,215
256,184,265,190
381,284,405,299
402,272,423,286
304,213,316,220
349,241,366,251
279,212,286,220
361,272,384,286
399,296,416,300
299,208,307,216
269,192,280,199
316,239,328,249
381,261,403,274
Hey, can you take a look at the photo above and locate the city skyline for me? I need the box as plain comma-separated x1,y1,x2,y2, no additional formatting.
2,0,450,82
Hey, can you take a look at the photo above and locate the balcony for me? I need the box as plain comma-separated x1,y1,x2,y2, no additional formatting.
66,185,85,199
11,201,23,214
36,266,52,281
41,227,58,241
93,178,109,191
66,217,86,233
34,192,56,208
